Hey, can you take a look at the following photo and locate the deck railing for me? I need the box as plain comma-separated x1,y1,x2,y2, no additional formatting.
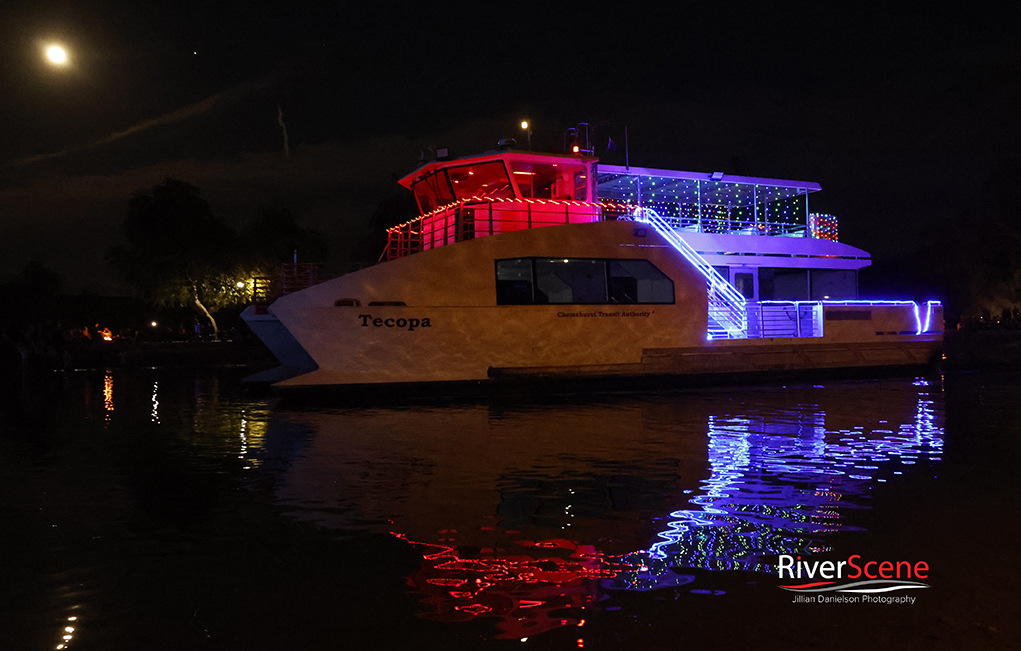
601,201,810,237
748,302,824,338
383,197,602,261
252,263,320,314
385,198,832,262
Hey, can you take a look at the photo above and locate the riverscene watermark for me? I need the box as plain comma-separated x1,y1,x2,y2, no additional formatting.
778,554,930,604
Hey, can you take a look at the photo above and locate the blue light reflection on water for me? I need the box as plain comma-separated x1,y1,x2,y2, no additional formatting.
630,381,944,583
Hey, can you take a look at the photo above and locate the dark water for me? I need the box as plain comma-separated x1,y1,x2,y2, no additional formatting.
2,368,1019,650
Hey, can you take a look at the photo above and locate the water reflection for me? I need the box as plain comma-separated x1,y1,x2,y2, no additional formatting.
254,378,944,639
643,385,943,576
0,368,965,648
103,369,114,424
55,616,78,649
150,380,160,424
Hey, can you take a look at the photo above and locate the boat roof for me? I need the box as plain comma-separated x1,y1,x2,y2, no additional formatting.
400,149,822,209
399,150,599,190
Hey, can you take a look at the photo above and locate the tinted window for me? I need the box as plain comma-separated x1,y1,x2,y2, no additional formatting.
609,260,674,303
495,259,533,304
759,268,809,301
496,258,674,305
811,269,857,300
734,272,755,299
535,259,607,304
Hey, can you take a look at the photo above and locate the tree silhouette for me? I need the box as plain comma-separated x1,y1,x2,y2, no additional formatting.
241,206,329,267
0,261,62,329
106,178,250,338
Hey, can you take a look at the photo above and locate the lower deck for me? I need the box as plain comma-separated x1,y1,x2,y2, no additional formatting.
262,337,942,404
490,337,941,379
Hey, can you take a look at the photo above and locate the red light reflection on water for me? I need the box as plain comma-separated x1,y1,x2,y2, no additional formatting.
394,532,623,640
103,370,114,424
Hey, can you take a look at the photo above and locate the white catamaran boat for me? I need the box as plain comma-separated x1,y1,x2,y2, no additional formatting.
242,139,942,396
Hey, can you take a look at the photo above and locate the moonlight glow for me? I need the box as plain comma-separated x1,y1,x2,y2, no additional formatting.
46,45,68,65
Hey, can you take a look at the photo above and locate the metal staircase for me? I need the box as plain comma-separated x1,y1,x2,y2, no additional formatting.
633,208,748,339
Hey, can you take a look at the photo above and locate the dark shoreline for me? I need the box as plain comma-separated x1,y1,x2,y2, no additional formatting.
102,340,276,368
943,329,1021,369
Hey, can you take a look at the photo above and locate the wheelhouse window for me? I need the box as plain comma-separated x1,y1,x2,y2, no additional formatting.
510,161,587,200
496,258,674,305
574,171,588,201
411,170,456,214
446,161,514,201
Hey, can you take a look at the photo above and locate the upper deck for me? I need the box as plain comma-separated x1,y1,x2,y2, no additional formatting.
385,149,840,261
597,165,826,238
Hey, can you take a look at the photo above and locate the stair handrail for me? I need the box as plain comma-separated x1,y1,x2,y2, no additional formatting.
633,207,748,336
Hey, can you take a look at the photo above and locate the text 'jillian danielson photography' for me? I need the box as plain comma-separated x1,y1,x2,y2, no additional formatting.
778,554,931,603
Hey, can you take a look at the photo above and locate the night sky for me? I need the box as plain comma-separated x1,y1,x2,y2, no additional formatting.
1,1,1018,293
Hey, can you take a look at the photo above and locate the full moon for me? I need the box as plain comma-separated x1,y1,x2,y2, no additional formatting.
46,45,68,65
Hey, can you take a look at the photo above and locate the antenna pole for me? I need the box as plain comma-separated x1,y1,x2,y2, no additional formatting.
278,103,291,159
625,126,630,170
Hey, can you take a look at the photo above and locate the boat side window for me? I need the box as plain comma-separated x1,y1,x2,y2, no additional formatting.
759,268,809,301
733,273,754,299
496,258,675,305
495,259,534,304
535,259,607,304
412,170,456,214
446,162,514,201
609,260,674,304
810,269,857,300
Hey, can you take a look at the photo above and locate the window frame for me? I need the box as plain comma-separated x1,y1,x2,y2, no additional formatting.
495,257,675,306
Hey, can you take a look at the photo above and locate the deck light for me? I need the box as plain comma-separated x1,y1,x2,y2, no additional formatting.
521,120,532,150
710,171,724,181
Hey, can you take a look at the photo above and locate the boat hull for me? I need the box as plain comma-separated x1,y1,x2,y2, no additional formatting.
244,221,943,398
